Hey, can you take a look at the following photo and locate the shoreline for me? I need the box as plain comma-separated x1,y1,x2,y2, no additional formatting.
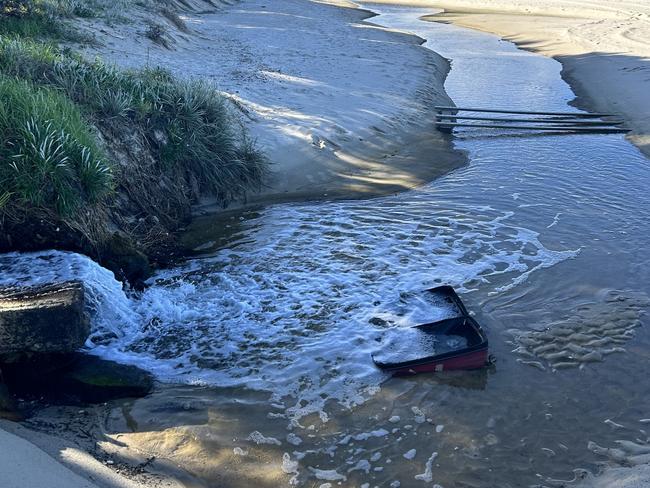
0,414,192,488
0,418,186,488
412,1,650,159
1,1,467,486
82,0,466,212
232,2,466,208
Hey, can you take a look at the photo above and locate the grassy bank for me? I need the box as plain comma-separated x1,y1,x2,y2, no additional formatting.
0,0,266,281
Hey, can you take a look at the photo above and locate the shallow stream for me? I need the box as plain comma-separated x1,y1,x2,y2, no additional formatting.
2,5,650,488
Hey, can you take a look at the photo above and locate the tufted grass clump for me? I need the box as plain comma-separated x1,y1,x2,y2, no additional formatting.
0,76,113,216
0,37,267,205
0,0,93,40
0,0,60,37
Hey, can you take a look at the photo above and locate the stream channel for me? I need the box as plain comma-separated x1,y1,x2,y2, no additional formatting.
2,4,650,488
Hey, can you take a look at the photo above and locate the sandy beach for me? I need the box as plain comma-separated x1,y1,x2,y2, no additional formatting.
0,419,185,488
0,426,100,488
81,0,464,209
360,0,650,157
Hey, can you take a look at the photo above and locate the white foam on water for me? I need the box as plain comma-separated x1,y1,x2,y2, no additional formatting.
348,459,371,474
414,451,438,482
372,328,468,365
403,449,417,460
282,453,300,486
412,406,427,425
247,431,282,446
369,291,463,328
282,453,299,474
353,429,390,441
287,433,303,446
309,468,346,481
0,196,577,425
0,250,137,346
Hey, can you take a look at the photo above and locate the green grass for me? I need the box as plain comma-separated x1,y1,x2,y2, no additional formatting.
0,0,84,39
0,39,266,236
0,76,113,215
0,37,267,205
0,0,267,258
0,15,57,37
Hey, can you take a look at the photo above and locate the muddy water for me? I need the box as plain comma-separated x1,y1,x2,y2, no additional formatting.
4,5,650,488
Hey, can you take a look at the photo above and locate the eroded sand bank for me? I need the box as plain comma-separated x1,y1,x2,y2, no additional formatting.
83,0,464,207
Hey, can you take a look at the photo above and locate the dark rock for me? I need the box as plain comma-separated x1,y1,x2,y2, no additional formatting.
1,353,154,404
63,354,154,402
0,382,12,409
0,281,90,362
0,381,20,420
369,316,389,327
0,366,22,420
101,231,151,287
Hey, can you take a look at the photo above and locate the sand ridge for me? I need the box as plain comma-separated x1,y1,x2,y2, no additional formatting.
82,0,465,209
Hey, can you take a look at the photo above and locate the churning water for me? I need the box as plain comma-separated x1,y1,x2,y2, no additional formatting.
2,5,650,487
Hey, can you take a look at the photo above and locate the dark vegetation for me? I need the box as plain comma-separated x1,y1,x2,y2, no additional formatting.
0,0,267,282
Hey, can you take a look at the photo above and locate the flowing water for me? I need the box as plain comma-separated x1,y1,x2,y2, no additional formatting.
2,5,650,488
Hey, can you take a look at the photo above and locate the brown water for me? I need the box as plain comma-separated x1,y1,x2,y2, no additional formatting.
7,5,650,488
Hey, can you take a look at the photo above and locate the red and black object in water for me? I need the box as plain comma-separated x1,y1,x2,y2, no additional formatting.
371,286,489,375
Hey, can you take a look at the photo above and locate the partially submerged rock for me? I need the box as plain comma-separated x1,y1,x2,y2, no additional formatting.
101,231,151,287
0,382,21,420
0,280,153,406
0,281,89,362
2,353,154,404
63,354,154,402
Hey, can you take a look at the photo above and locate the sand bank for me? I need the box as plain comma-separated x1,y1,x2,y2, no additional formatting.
0,419,187,488
84,0,464,209
362,0,650,157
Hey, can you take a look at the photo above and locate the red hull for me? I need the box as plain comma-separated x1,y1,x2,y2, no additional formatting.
372,286,490,376
389,348,488,376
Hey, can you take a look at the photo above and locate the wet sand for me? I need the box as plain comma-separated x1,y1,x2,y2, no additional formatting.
0,419,185,488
